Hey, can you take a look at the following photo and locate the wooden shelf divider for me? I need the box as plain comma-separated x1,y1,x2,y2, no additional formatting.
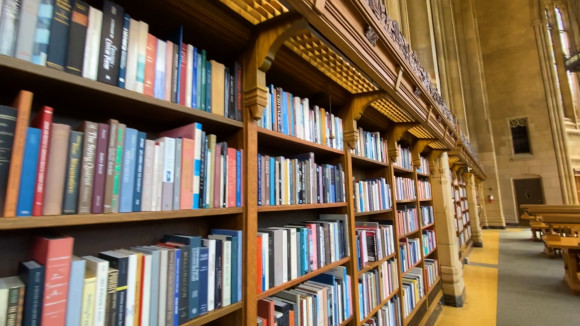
357,252,397,275
257,202,347,212
355,209,393,217
183,302,243,326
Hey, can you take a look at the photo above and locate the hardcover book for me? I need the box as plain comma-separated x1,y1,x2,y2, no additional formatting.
97,0,124,84
65,0,89,75
30,106,53,216
0,0,22,57
77,121,98,214
103,119,118,213
16,128,40,216
31,0,54,65
18,261,45,326
119,128,137,213
81,5,102,80
91,123,109,214
15,0,41,61
117,13,130,88
46,0,72,70
42,123,70,215
83,256,109,326
0,106,17,216
66,257,86,326
133,132,146,211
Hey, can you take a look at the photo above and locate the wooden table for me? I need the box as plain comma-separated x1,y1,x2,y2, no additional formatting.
543,235,580,294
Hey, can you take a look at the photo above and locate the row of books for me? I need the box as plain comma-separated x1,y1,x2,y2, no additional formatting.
421,206,434,226
352,128,387,163
417,156,429,175
354,178,392,213
259,85,344,150
424,259,440,291
257,214,349,293
355,222,395,269
401,268,424,319
257,153,346,206
422,230,437,255
453,188,467,201
358,269,381,321
378,259,399,300
417,179,431,200
257,266,352,326
399,239,421,274
394,177,415,202
1,0,242,120
0,230,241,326
396,206,419,236
393,144,411,170
363,296,401,326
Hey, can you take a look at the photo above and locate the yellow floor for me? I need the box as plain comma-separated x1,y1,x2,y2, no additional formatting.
435,230,500,326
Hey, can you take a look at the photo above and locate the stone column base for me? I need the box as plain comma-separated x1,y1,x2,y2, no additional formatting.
473,241,483,247
443,288,466,307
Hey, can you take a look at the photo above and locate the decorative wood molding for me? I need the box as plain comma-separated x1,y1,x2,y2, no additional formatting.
412,139,434,168
343,91,386,149
313,0,326,14
395,66,404,91
387,123,418,163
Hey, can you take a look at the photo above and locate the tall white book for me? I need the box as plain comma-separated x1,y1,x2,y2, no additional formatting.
82,7,103,80
135,21,149,93
185,44,194,107
15,0,41,61
83,256,109,326
115,250,137,326
124,18,139,91
202,238,216,311
209,235,231,307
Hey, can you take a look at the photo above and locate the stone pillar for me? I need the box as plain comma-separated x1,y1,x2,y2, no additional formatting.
431,152,466,306
465,172,483,247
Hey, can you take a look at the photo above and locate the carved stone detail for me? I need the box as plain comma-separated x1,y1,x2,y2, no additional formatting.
365,25,379,47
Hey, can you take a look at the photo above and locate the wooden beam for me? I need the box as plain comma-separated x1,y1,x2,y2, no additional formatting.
387,123,418,163
343,91,387,149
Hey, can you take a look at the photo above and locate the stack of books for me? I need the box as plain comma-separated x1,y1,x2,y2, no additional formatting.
422,230,437,255
395,177,415,201
355,222,395,270
421,206,435,226
379,259,399,299
417,179,431,200
399,239,421,273
417,156,429,175
394,144,412,170
363,295,401,326
354,178,392,213
424,259,440,291
396,206,419,236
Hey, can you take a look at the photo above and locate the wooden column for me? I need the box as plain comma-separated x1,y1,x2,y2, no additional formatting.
465,172,483,247
430,151,466,307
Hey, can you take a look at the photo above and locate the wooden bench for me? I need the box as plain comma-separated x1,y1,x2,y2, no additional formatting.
520,204,580,241
542,234,580,295
538,214,580,256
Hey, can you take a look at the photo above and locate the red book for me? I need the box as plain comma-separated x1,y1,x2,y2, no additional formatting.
180,138,194,209
178,43,188,105
91,123,109,213
143,33,157,97
257,299,275,326
159,123,196,140
31,106,53,216
227,147,236,208
256,235,262,294
4,91,33,217
31,236,74,326
213,143,223,208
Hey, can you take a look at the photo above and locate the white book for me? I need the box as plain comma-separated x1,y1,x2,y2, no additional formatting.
0,0,20,56
156,137,175,211
0,280,8,326
204,148,212,208
82,7,103,80
186,44,194,107
136,21,149,93
153,246,168,326
141,139,155,211
15,0,40,61
202,238,216,311
276,227,297,280
154,39,166,100
152,141,164,211
164,41,173,101
294,96,302,139
124,18,139,90
209,235,231,306
83,256,109,326
115,250,137,326
257,232,269,291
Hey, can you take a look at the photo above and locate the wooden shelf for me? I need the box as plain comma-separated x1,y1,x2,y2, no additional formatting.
393,166,414,174
256,257,350,300
401,260,423,278
355,209,393,217
257,127,344,156
422,222,435,229
425,276,441,297
402,295,427,326
0,207,243,230
351,154,389,168
339,315,354,326
359,289,400,325
257,202,346,212
399,228,420,239
396,199,417,204
183,301,243,326
357,252,396,275
424,247,437,257
419,198,432,202
416,172,430,178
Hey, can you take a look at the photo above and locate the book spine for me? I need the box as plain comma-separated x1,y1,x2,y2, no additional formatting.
178,42,187,105
123,18,138,90
191,49,197,108
185,45,193,107
190,239,200,319
20,264,44,326
77,121,98,214
31,0,53,65
66,259,85,326
205,60,212,112
177,247,189,324
65,0,88,75
198,132,206,208
15,0,41,61
16,128,41,216
227,148,236,208
170,36,179,103
105,269,118,326
198,247,209,315
235,61,242,121
97,0,124,84
91,123,109,214
141,140,154,211
119,128,137,212
154,39,166,100
196,50,202,109
0,0,22,57
46,0,72,70
173,138,182,210
31,106,53,216
143,33,156,96
62,131,83,214
111,123,125,213
132,132,146,212
103,120,117,213
42,124,70,215
165,250,175,326
117,13,130,88
200,49,206,111
6,284,23,326
136,21,148,93
161,137,175,211
192,124,202,209
165,41,173,101
81,6,102,80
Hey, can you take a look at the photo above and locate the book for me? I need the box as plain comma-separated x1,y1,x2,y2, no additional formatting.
124,17,139,91
97,0,124,84
111,123,125,213
16,127,40,216
117,13,130,88
154,38,167,100
103,119,118,213
81,5,102,80
65,0,89,75
198,246,209,315
119,128,137,212
80,270,96,326
92,123,109,214
133,131,146,211
179,138,194,209
210,60,225,116
104,268,118,326
157,137,175,211
18,261,44,326
83,256,109,326
209,234,231,307
114,249,138,326
165,41,174,101
77,121,98,214
141,139,154,211
211,229,242,303
4,91,33,217
42,123,70,215
258,299,275,326
46,0,72,70
143,33,157,96
202,238,216,311
30,106,53,216
161,240,189,324
0,276,25,326
66,257,86,326
32,236,74,326
31,0,53,65
173,138,182,210
131,247,159,326
98,251,128,326
0,0,22,57
178,43,187,106
136,20,148,93
15,0,41,61
0,106,17,217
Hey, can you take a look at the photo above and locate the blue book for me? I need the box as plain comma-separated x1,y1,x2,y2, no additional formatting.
66,257,86,326
205,60,211,112
17,128,41,216
191,48,198,108
198,247,209,315
358,283,364,321
200,49,207,111
196,50,203,110
18,260,45,326
289,94,294,137
118,13,130,88
172,248,181,326
257,153,261,206
170,26,184,103
269,156,275,205
162,235,201,319
300,228,308,275
281,90,288,135
210,229,242,303
269,84,275,130
132,132,146,211
31,0,54,65
119,128,137,212
236,150,241,207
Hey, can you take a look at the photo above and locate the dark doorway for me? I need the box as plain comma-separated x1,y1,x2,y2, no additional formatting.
514,178,545,226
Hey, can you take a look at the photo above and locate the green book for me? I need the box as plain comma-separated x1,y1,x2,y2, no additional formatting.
111,123,126,212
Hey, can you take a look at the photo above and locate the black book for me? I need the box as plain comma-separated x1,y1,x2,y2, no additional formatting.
213,238,223,308
97,0,124,85
46,0,72,71
98,251,128,326
227,67,235,120
199,131,206,208
272,299,291,326
224,67,231,119
234,61,243,121
18,261,44,326
105,268,118,326
65,0,89,75
0,106,17,214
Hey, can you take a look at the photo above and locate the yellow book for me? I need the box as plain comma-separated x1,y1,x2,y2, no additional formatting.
210,60,226,116
81,272,96,326
320,108,327,146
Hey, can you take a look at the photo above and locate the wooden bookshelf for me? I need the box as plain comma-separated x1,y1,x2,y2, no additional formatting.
351,153,389,168
401,260,423,278
403,295,428,326
359,290,400,325
184,302,243,326
399,228,421,239
355,208,393,217
425,247,438,257
396,199,417,204
256,202,347,212
257,127,344,156
358,252,397,274
422,222,435,229
426,276,442,297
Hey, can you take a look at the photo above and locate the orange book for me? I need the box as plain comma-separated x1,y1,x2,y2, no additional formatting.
289,310,294,326
133,253,143,326
143,34,157,97
4,90,33,217
180,138,194,209
256,235,262,294
320,107,327,147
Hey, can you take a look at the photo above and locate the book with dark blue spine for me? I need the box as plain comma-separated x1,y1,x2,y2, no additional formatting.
224,67,230,118
31,0,54,66
205,60,211,113
16,128,41,216
162,235,201,319
198,247,209,315
132,131,146,211
97,0,124,85
236,150,241,207
99,251,128,326
191,48,198,108
169,26,183,104
210,229,242,303
199,49,206,111
213,238,222,309
117,13,130,88
162,241,188,324
119,128,137,213
46,0,72,70
62,131,83,214
65,257,86,326
18,260,45,326
195,50,202,109
172,247,181,325
289,93,294,136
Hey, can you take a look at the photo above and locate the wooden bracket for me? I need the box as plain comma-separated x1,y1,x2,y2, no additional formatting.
411,139,435,168
395,67,404,92
244,15,309,120
426,106,433,124
387,123,418,163
428,149,445,171
313,0,326,13
343,91,387,149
